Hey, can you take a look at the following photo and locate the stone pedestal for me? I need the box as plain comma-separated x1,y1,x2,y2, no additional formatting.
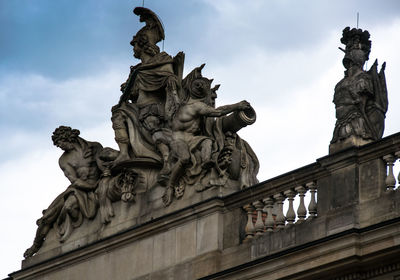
329,135,372,154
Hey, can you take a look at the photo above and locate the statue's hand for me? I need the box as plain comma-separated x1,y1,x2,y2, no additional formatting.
237,100,251,111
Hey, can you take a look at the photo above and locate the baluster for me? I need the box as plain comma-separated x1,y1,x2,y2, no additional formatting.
295,186,307,223
273,193,286,229
243,204,255,242
284,189,296,225
395,151,400,190
263,197,275,232
306,182,317,219
252,200,265,236
383,154,397,191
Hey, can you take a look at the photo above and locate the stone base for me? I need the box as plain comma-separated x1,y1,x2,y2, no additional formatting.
329,135,372,154
21,180,241,269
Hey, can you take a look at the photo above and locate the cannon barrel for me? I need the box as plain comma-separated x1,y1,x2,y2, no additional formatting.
222,106,256,133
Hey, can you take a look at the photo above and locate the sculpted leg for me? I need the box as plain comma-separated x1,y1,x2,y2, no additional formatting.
200,139,214,169
152,130,171,185
64,195,80,221
162,142,190,206
97,176,115,224
157,142,170,185
162,159,186,206
24,192,65,258
23,223,51,258
112,113,130,163
114,129,130,162
56,195,81,242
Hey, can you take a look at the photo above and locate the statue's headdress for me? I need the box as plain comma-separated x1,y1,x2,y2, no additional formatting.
182,64,214,99
130,7,165,55
340,27,371,67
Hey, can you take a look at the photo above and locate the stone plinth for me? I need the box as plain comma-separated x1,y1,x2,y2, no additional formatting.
329,135,372,154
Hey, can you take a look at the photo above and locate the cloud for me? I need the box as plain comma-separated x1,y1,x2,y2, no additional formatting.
0,147,68,276
194,18,400,180
0,120,118,277
0,67,125,151
368,19,400,136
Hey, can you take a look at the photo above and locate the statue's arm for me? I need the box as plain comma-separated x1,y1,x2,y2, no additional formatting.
119,65,140,105
59,158,96,191
198,100,250,117
59,158,78,186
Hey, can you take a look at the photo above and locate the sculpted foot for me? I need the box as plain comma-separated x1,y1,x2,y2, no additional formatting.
157,162,171,186
24,244,40,258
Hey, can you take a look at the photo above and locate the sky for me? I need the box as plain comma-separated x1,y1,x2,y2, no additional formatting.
1,0,400,278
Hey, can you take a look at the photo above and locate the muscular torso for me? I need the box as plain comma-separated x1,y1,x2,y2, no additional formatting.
60,147,100,185
172,101,205,135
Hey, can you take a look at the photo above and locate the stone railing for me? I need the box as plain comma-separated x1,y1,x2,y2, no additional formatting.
242,182,317,242
383,150,400,191
231,132,400,244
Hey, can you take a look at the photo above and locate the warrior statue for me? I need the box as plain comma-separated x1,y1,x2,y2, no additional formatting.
330,27,388,153
111,7,183,177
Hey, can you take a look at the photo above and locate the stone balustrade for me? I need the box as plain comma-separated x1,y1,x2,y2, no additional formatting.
236,132,400,244
242,182,318,242
383,150,400,191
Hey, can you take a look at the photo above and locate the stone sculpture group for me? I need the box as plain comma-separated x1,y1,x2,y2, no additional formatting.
24,7,259,258
23,8,388,259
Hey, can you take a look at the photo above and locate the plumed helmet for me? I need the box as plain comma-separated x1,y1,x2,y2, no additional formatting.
130,7,165,48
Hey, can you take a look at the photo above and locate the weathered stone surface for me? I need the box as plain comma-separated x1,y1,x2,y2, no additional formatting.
21,6,259,260
330,27,388,154
11,133,400,280
9,10,400,280
176,220,196,263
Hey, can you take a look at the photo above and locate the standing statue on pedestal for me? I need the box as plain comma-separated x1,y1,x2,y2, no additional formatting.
111,7,181,177
330,27,388,154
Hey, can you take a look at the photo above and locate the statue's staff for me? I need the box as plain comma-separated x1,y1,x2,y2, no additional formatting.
118,65,139,105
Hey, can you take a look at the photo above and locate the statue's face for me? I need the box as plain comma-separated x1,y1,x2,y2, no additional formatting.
56,140,75,152
343,49,366,69
133,42,142,59
350,49,366,66
190,79,211,99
